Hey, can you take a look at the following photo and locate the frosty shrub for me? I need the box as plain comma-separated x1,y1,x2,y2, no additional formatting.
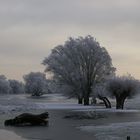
9,79,25,94
106,75,140,109
23,72,49,96
43,35,115,105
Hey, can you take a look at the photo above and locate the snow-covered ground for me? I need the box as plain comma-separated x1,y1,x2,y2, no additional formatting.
0,94,95,114
74,108,140,113
0,93,140,113
0,93,140,140
79,121,140,140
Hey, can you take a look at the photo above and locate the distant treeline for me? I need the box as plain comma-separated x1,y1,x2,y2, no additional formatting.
0,75,24,94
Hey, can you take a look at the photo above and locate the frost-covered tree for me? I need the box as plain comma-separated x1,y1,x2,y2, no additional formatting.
0,75,11,94
106,75,140,109
23,72,49,96
43,35,115,105
9,80,25,94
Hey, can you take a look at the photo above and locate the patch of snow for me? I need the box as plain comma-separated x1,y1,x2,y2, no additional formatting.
0,129,26,140
74,108,140,113
126,95,140,110
34,103,94,110
79,121,140,140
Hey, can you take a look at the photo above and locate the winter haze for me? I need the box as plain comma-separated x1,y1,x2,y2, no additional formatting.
0,0,140,80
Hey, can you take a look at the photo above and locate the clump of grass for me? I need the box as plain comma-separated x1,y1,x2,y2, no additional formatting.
64,111,106,120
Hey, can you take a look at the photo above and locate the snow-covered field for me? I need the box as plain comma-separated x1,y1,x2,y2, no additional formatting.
0,94,95,114
0,93,140,140
0,93,140,113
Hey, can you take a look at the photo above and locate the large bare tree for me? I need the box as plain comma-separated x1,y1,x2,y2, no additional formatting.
43,35,115,105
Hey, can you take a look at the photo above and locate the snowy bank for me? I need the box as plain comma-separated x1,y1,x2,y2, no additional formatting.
79,121,140,140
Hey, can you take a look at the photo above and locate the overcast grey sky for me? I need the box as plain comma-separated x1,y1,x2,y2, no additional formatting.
0,0,140,81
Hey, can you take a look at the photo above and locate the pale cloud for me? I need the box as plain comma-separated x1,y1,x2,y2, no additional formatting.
0,0,140,80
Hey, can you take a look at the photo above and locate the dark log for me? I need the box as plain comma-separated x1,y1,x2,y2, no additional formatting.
16,112,49,120
4,112,49,126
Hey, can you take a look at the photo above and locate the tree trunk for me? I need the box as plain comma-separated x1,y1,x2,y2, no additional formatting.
98,95,111,108
83,87,91,105
84,97,89,105
104,97,111,108
91,97,97,105
116,97,125,109
84,98,89,105
32,92,42,97
78,97,83,104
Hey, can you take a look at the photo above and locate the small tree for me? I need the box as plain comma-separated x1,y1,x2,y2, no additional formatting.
43,35,115,105
0,75,11,94
9,80,25,94
106,75,140,109
23,72,48,96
